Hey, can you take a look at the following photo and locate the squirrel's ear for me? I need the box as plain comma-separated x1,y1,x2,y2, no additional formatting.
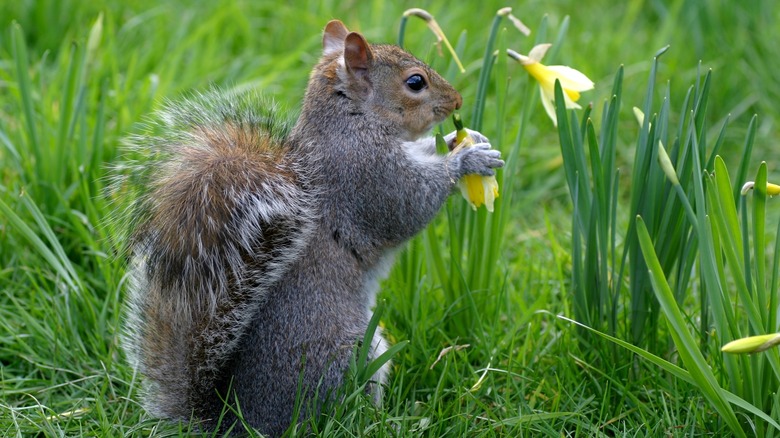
344,32,372,76
323,20,350,56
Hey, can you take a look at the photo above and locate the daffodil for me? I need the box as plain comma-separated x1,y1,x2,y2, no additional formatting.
452,114,499,212
741,181,780,196
722,333,780,354
508,44,594,126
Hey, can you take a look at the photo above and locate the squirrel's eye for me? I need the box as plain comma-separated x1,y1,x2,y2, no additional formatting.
405,74,427,92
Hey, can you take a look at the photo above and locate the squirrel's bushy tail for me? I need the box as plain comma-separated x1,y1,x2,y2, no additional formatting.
117,89,315,419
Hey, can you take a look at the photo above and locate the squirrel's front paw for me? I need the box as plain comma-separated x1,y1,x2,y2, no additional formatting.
450,143,504,177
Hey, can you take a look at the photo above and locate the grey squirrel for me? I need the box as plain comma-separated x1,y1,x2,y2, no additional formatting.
120,19,503,436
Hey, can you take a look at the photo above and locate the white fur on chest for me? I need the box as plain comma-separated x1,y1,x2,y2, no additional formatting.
401,137,440,165
361,248,397,399
362,249,398,311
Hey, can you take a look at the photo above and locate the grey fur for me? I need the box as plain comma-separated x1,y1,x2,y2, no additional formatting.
118,20,503,437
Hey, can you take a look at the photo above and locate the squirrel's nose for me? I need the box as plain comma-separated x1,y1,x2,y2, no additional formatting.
454,93,462,110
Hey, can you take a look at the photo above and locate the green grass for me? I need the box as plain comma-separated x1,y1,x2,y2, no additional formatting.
2,0,780,436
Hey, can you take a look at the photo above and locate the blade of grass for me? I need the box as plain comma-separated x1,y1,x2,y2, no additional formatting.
11,22,42,182
0,195,82,293
472,8,510,130
556,314,780,433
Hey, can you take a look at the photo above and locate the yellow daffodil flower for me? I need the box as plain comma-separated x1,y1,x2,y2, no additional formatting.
508,44,594,126
452,114,499,212
722,333,780,354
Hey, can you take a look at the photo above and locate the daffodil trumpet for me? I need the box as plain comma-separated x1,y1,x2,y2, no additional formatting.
451,113,499,212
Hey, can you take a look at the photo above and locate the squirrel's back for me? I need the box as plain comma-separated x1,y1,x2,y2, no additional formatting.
120,89,316,419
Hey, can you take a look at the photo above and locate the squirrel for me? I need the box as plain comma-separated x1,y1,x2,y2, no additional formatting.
119,19,503,436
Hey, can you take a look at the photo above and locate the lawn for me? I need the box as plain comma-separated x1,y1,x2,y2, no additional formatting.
2,0,780,436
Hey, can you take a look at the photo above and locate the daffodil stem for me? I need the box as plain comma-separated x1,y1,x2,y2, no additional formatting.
426,221,451,294
398,9,465,73
398,16,409,48
740,194,753,296
473,11,506,130
734,115,757,201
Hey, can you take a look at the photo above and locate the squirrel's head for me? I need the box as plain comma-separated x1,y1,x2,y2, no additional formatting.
316,20,462,141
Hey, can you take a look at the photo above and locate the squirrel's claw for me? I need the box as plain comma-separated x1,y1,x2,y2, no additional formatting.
449,143,504,177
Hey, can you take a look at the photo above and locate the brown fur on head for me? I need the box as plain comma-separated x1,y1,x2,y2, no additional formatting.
316,20,463,141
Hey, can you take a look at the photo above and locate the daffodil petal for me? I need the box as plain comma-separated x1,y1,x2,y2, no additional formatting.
544,65,595,91
539,84,558,126
483,175,499,212
561,91,583,109
556,85,582,110
527,43,551,63
459,175,484,210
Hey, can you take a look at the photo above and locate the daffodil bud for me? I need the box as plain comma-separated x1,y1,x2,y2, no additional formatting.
657,142,680,186
632,109,679,186
452,113,500,212
741,181,780,196
632,107,647,127
721,333,780,354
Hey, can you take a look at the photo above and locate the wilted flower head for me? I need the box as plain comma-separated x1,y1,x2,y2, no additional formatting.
508,44,594,126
